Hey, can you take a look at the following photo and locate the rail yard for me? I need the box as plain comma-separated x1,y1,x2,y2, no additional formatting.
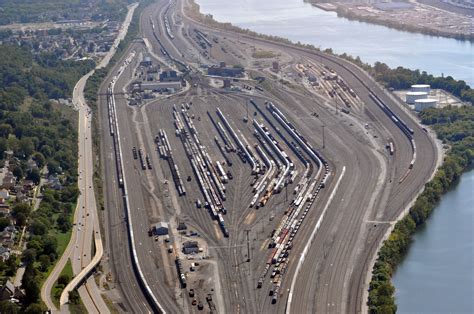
94,0,439,313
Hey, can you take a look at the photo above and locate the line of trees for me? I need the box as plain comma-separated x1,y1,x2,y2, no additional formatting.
368,105,474,313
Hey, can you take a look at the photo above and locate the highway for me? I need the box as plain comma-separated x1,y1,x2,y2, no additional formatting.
93,0,441,313
41,3,137,313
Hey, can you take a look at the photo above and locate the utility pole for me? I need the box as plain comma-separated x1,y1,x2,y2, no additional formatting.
322,125,326,149
245,229,251,263
246,100,250,122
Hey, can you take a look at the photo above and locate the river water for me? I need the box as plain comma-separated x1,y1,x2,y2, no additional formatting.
195,0,474,86
194,0,474,311
392,170,474,313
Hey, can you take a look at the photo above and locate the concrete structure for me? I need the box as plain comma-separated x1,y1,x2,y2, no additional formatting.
411,84,431,94
414,98,437,111
152,222,169,236
405,91,427,104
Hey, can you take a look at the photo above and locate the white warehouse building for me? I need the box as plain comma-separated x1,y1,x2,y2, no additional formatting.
411,84,431,94
414,98,437,111
406,91,427,104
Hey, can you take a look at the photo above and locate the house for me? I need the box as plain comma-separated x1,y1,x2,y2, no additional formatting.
0,174,16,190
47,175,63,190
15,191,29,203
0,247,10,262
182,241,199,254
151,222,169,236
0,204,10,216
23,180,35,191
0,279,24,301
0,226,16,246
0,189,10,201
0,280,15,301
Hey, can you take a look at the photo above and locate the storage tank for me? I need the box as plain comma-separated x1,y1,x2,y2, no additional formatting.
411,84,431,94
405,91,427,104
414,98,437,111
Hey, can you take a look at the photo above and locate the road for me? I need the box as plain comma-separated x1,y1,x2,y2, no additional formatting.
93,0,440,312
41,3,138,313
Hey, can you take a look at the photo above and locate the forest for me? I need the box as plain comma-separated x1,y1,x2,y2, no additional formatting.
0,0,133,25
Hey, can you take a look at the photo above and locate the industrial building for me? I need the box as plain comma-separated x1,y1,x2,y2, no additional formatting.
414,98,437,111
405,91,428,104
208,64,244,77
151,222,169,236
140,81,182,92
160,70,180,82
182,241,199,254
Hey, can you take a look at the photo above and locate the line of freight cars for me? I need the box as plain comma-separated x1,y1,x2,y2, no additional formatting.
194,29,212,49
163,2,174,40
156,130,186,196
253,102,330,304
216,108,259,174
369,93,417,168
173,105,230,237
107,87,124,187
149,17,189,72
259,179,328,305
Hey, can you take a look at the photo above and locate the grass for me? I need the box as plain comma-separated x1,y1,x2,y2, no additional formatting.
252,50,278,59
69,296,87,314
52,259,73,307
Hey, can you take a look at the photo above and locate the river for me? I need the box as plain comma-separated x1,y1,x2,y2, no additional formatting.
393,170,474,313
194,0,474,311
195,0,474,86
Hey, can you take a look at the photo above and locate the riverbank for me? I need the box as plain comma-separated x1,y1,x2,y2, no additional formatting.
305,1,473,42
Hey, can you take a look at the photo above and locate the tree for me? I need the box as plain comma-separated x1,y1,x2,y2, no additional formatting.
57,214,72,233
38,254,51,272
26,168,41,185
22,264,40,305
57,274,71,286
4,255,17,276
12,166,23,179
24,303,47,314
0,217,9,231
21,248,37,265
0,123,13,138
30,220,47,236
0,301,19,313
15,212,27,227
32,152,45,168
12,203,31,218
42,236,57,258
